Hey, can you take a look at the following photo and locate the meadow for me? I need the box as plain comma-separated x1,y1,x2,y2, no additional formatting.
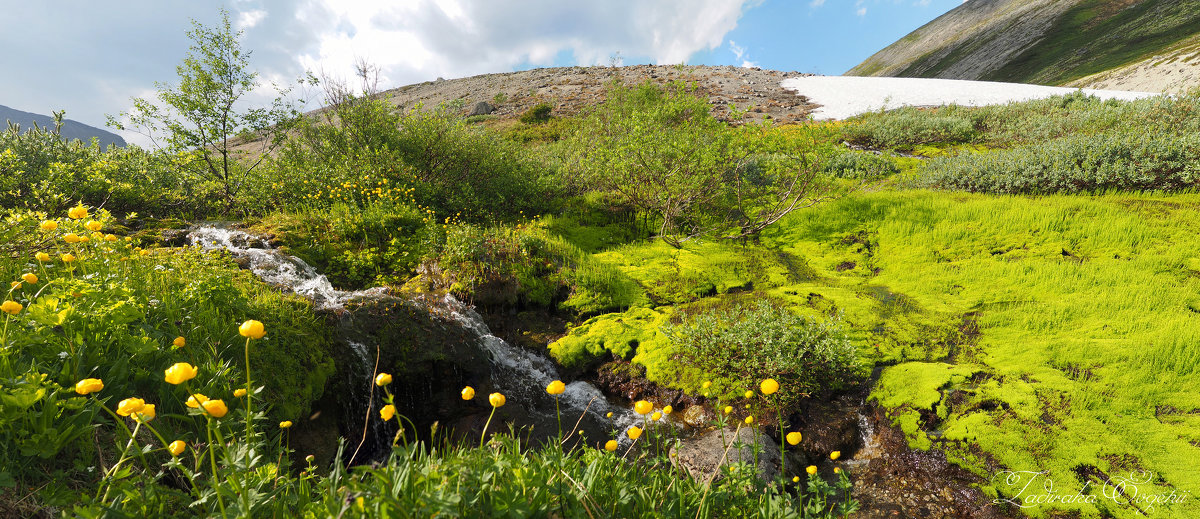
3,37,1200,516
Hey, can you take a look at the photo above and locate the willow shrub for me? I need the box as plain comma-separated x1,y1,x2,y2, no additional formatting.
663,299,858,407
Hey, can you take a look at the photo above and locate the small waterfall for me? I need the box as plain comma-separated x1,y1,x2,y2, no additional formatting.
187,226,386,310
185,224,646,451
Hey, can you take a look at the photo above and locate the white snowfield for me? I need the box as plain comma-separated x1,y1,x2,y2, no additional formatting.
780,76,1160,120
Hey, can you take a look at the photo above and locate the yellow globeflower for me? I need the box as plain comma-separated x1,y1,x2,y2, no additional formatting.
116,397,146,417
702,381,712,389
164,362,198,385
201,399,228,418
1,301,22,315
793,476,800,483
63,233,80,243
461,386,475,400
61,254,75,263
634,400,653,415
488,392,506,408
834,467,842,474
39,220,58,231
104,234,118,242
172,336,186,348
74,378,104,395
830,451,841,460
238,319,266,339
68,206,88,219
35,252,51,262
626,426,643,440
234,388,247,397
84,220,103,232
745,415,754,425
787,432,802,445
279,421,293,429
662,405,673,415
9,281,19,290
374,373,393,386
760,378,779,395
21,273,37,284
743,390,754,399
723,405,733,414
380,404,396,420
186,394,209,408
135,404,156,423
806,466,818,475
168,440,186,456
606,412,613,418
78,236,90,243
546,380,566,395
605,440,618,452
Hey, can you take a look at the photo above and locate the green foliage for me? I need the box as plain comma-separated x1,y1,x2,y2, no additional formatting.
841,110,978,150
109,8,303,214
663,299,858,406
821,150,900,180
518,102,554,124
549,307,670,370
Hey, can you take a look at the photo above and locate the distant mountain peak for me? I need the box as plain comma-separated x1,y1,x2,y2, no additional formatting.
1,104,126,149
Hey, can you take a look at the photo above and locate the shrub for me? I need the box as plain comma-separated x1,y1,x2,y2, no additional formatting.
662,299,857,406
519,102,554,124
841,110,978,150
822,150,900,180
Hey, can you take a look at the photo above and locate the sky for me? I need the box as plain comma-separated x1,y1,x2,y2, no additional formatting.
0,0,965,145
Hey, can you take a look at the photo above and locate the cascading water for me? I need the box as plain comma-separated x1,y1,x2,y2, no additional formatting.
186,224,647,457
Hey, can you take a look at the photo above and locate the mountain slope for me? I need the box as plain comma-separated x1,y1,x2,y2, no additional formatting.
1,104,126,149
848,0,1200,91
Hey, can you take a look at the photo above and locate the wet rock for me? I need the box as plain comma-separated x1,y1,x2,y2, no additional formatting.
671,425,806,482
681,405,712,427
795,395,863,458
160,228,190,247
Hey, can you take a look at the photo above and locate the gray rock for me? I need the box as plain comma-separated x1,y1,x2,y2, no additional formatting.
670,426,807,482
468,101,494,116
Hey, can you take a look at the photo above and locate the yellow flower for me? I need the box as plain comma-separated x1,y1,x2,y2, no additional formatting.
546,380,566,395
21,273,37,284
806,465,818,475
172,336,186,348
279,421,293,429
78,236,90,243
834,467,842,474
723,406,732,414
201,399,228,418
74,378,104,395
489,392,506,408
116,397,146,416
830,451,841,460
380,404,396,420
234,388,247,397
61,253,75,263
168,440,186,456
9,281,19,290
605,440,618,452
787,432,802,445
374,373,393,386
634,400,653,415
239,319,266,339
606,412,613,418
68,206,88,219
135,404,156,423
702,381,712,389
84,220,103,232
662,405,673,415
63,233,80,243
743,390,754,399
1,301,22,315
760,378,779,395
744,415,754,425
104,234,118,242
461,386,475,400
35,252,51,262
626,426,643,440
40,220,58,231
651,411,662,421
186,394,209,408
164,362,198,385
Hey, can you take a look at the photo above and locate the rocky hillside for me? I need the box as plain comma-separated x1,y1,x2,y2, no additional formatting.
848,0,1200,93
0,104,126,149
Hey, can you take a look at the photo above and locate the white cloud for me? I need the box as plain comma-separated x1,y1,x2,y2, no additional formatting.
236,9,267,30
809,0,826,7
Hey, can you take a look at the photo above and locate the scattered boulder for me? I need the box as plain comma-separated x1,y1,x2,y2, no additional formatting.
468,101,494,116
670,425,807,482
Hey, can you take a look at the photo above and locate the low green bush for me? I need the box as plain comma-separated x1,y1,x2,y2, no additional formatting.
842,110,978,150
662,298,858,407
821,150,900,180
519,102,554,124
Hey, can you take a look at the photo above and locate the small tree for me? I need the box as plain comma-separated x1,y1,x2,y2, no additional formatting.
108,8,303,214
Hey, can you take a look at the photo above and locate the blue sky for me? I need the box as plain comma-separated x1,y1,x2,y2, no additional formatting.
1,0,962,144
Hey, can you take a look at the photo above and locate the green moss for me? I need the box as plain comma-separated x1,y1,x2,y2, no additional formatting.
548,307,670,370
872,362,979,411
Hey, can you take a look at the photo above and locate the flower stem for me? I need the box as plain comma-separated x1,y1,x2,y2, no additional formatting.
244,336,253,445
206,419,229,519
480,406,497,449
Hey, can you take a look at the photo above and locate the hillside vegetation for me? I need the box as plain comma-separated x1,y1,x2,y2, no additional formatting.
849,0,1200,91
4,13,1200,517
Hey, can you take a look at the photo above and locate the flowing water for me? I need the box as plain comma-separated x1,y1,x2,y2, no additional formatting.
186,224,646,454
